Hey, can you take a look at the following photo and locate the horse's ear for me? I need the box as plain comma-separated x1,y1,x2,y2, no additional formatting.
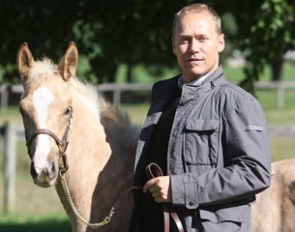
17,42,35,82
58,41,79,81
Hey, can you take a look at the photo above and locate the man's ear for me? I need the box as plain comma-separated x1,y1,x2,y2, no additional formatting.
172,37,177,56
218,33,225,53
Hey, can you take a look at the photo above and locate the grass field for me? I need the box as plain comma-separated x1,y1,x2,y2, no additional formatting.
0,72,295,230
0,214,71,232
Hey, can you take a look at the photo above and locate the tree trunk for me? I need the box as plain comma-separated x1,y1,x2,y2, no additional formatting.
271,56,284,81
107,64,118,83
126,64,133,83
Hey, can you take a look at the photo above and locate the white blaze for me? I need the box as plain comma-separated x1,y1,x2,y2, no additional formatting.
32,87,54,173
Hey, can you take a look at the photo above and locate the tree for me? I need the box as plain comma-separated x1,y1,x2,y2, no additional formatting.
214,0,295,93
0,0,185,83
1,0,295,92
0,0,83,83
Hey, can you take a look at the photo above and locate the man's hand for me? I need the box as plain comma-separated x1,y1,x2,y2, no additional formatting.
143,176,172,203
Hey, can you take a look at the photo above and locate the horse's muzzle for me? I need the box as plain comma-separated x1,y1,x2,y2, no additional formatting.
31,161,58,187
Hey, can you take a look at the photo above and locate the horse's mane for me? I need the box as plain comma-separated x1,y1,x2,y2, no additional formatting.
100,103,140,151
28,57,140,151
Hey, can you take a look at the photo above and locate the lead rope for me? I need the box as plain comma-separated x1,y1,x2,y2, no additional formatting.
58,107,115,228
145,162,184,232
59,171,115,229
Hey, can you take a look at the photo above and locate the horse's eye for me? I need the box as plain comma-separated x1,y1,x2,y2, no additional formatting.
64,107,73,117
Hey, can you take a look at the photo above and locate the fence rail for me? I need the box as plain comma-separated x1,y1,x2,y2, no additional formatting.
1,81,295,110
255,81,295,109
1,118,295,213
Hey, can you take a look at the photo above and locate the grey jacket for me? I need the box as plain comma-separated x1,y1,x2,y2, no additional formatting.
131,67,271,232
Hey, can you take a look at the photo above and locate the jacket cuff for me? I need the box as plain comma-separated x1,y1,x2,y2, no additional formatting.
171,175,199,209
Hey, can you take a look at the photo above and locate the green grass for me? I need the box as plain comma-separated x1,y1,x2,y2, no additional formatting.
0,214,71,232
0,107,23,124
223,62,295,83
0,83,294,229
270,137,295,162
257,89,295,125
1,56,294,230
0,130,68,230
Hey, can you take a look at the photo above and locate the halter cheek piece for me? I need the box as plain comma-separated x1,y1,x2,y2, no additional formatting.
25,106,116,228
25,106,73,174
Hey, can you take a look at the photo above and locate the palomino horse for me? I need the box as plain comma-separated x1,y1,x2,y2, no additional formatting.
17,42,295,232
17,42,140,232
252,157,295,232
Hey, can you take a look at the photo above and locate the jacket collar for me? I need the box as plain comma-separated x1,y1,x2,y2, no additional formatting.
181,66,224,90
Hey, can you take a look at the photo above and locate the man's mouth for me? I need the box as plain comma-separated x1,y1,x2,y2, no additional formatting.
187,58,204,65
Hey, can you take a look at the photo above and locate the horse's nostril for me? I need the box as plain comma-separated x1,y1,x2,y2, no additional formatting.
30,163,38,178
48,161,58,179
51,161,56,173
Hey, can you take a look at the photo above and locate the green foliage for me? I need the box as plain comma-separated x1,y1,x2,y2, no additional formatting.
0,0,294,87
246,0,295,60
239,0,294,92
214,0,295,93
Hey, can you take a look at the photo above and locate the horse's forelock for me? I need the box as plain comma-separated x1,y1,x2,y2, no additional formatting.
24,57,139,149
27,58,57,83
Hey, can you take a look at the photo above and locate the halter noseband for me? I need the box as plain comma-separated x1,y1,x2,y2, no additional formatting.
26,107,73,174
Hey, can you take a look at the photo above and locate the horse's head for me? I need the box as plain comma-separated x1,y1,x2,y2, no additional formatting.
17,42,78,187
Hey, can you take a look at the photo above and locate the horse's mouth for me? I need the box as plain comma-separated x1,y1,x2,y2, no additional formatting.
32,168,58,187
31,160,58,187
33,175,57,188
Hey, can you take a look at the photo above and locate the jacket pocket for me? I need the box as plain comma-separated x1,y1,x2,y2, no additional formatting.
199,204,251,232
184,119,219,165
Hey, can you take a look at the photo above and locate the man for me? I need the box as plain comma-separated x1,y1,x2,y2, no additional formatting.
130,3,271,232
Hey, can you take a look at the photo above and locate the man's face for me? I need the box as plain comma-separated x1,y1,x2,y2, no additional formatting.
172,12,224,83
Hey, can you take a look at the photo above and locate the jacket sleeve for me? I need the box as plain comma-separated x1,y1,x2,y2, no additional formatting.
170,92,271,209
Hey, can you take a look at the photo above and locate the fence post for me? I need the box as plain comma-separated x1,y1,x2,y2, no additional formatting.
113,88,122,105
276,82,285,109
0,84,8,113
2,121,16,214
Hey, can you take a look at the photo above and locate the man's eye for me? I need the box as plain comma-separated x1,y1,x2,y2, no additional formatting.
180,38,189,44
199,37,208,42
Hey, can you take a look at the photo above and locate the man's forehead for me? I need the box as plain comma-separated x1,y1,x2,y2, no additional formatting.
175,12,216,34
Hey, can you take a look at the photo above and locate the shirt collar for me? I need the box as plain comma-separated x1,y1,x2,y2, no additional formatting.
178,70,214,89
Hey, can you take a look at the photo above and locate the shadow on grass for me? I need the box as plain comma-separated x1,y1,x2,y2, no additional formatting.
0,218,71,232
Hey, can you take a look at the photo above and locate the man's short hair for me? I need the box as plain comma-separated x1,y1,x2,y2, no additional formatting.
172,3,222,36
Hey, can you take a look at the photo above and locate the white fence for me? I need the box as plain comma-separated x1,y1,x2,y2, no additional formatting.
0,83,153,111
255,81,295,109
0,122,18,214
1,120,295,214
1,81,295,213
1,81,295,110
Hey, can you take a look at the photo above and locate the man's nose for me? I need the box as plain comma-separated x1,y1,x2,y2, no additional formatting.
190,39,200,53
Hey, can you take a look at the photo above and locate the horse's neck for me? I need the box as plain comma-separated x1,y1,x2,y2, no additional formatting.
54,98,108,217
68,102,114,188
55,99,135,230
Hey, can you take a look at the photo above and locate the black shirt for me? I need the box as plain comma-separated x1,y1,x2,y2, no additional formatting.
139,87,181,231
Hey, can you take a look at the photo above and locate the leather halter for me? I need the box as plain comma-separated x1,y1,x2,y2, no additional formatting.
26,107,73,174
146,162,185,232
26,107,116,228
